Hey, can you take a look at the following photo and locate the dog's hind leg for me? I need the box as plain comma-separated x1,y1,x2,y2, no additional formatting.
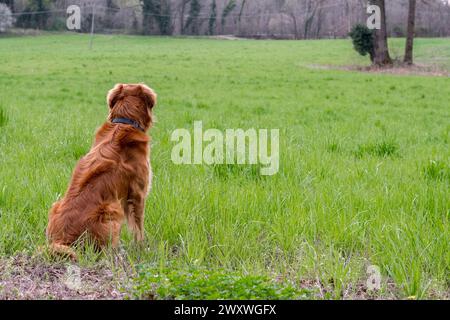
125,196,145,242
47,201,78,261
125,178,147,243
88,201,125,249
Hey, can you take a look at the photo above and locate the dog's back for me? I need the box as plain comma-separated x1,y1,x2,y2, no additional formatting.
47,120,152,260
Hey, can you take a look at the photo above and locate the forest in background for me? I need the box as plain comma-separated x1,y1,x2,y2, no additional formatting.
1,0,450,38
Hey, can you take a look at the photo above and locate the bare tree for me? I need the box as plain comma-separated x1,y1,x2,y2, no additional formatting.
221,0,236,33
179,0,190,34
370,0,392,66
404,0,416,65
237,0,247,34
303,0,323,39
315,4,324,38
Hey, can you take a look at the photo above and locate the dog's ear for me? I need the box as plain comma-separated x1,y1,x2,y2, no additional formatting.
139,84,157,109
107,83,124,109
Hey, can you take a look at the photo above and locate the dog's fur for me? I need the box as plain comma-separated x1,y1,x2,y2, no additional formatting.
46,83,157,260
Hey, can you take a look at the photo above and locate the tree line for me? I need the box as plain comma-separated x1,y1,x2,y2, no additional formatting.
1,0,449,39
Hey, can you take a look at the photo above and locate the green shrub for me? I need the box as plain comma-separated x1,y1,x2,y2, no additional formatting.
349,24,374,62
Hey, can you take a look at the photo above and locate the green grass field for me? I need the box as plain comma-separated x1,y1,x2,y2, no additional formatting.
0,34,449,299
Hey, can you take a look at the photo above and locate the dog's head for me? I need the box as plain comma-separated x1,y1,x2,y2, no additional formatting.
107,83,157,131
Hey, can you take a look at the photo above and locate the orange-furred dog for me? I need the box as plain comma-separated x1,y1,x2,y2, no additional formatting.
46,83,157,260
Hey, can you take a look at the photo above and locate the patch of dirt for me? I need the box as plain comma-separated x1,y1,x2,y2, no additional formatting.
207,35,244,40
308,63,449,77
0,254,130,300
296,278,400,300
1,254,447,300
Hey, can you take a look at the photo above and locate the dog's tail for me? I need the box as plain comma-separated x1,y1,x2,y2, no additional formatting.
49,243,78,261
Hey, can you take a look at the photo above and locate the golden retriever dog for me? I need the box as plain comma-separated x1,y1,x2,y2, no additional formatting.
46,83,157,260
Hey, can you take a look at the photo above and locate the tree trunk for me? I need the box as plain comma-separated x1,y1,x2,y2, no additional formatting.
316,8,323,39
180,0,190,35
345,1,351,34
238,0,246,22
303,0,318,39
404,0,416,65
371,0,392,66
290,13,299,40
238,0,247,35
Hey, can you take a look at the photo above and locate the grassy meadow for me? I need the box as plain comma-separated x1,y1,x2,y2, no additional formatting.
0,34,449,299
